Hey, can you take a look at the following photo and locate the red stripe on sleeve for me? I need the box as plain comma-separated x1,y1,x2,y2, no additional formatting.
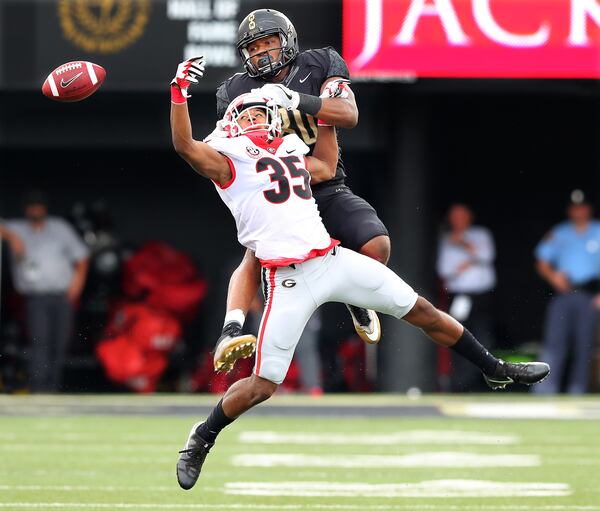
212,155,236,189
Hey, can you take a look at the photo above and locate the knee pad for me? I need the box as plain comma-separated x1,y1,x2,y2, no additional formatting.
255,355,289,385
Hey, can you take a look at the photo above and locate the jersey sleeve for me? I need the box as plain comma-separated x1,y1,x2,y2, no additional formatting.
205,137,252,166
303,47,350,86
215,81,230,120
324,47,350,80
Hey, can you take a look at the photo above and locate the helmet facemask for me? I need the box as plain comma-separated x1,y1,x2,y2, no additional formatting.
224,94,282,142
240,32,291,78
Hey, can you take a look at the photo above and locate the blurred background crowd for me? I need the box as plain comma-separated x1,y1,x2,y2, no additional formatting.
1,0,600,394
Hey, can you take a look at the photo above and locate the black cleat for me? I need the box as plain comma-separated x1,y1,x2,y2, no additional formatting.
176,422,214,490
483,360,550,390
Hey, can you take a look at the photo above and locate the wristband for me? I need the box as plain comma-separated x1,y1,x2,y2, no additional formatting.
297,93,322,116
224,308,245,328
171,85,187,105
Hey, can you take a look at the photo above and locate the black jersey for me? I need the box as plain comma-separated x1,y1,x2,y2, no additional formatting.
216,47,350,189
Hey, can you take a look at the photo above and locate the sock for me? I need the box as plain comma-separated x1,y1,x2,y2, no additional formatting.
195,399,234,443
450,328,499,375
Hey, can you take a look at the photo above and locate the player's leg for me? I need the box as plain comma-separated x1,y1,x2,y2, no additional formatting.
213,249,261,373
315,185,389,344
359,234,391,264
325,247,550,389
347,234,391,343
177,265,316,490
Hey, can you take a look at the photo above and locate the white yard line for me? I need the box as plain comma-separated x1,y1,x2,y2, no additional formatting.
232,452,540,468
0,504,594,510
239,430,519,445
443,402,598,420
225,480,570,498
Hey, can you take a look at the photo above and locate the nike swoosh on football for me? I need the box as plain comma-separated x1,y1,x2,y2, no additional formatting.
299,72,311,83
60,72,84,88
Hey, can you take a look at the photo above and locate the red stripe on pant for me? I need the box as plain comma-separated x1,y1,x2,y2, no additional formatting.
255,267,276,377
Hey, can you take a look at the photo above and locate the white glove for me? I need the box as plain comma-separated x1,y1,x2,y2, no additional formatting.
320,78,351,99
171,56,205,99
203,119,229,141
252,83,299,111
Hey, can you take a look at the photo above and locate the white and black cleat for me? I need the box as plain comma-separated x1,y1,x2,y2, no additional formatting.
347,305,381,345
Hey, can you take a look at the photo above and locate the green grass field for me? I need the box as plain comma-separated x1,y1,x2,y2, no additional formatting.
1,395,599,510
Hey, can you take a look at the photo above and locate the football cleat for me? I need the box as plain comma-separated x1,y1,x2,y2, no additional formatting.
483,360,550,390
176,422,214,490
347,305,381,345
213,321,256,372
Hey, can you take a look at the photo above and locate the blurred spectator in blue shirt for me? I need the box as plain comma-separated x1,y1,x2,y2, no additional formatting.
534,190,600,394
437,203,496,391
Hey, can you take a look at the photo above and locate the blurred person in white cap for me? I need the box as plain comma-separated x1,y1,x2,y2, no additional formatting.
0,190,89,392
534,189,600,394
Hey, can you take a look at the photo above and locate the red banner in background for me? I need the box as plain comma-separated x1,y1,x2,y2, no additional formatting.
343,0,600,79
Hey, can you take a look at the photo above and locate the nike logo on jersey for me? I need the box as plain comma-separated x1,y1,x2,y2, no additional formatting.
285,149,295,154
299,72,311,83
60,72,83,88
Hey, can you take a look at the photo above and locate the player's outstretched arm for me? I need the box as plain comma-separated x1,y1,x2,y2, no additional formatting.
253,78,358,130
306,125,339,184
170,57,232,186
171,102,231,185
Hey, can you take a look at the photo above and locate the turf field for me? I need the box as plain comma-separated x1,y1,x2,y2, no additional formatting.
1,394,599,510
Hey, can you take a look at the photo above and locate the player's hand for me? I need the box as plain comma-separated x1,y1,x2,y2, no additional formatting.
320,78,351,99
253,83,299,110
171,56,205,99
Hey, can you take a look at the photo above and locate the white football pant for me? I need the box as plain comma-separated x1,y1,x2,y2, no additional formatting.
255,246,418,384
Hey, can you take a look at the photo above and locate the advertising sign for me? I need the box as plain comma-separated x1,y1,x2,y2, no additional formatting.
344,0,600,79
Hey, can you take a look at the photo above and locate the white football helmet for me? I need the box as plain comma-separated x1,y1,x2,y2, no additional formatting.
223,92,282,140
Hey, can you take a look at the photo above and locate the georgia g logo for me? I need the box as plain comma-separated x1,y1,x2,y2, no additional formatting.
245,146,261,158
282,279,296,288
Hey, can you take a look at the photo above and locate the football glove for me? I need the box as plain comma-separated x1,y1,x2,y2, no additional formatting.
317,79,352,126
320,78,351,99
252,83,300,111
171,56,205,101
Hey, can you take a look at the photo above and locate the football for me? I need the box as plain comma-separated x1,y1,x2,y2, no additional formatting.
42,61,106,102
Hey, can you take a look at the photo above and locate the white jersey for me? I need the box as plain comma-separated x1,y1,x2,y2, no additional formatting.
206,132,336,267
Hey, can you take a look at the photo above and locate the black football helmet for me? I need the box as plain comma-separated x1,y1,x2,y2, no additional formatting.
237,9,299,78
